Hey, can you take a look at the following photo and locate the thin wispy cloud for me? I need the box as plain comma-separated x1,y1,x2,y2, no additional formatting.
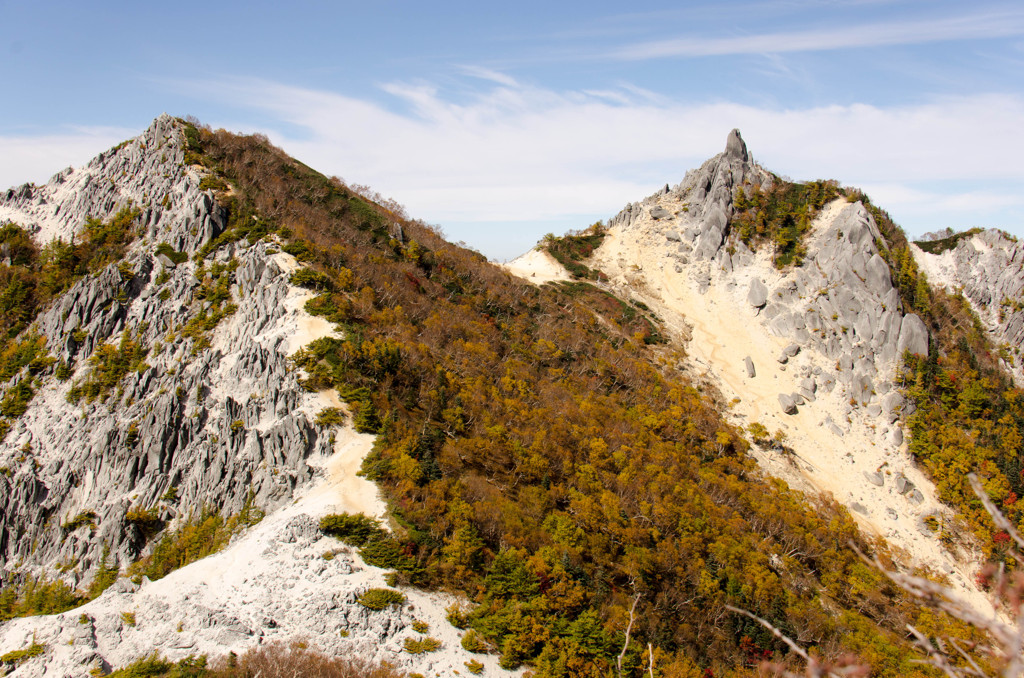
6,74,1023,259
0,126,135,190
458,65,520,87
609,9,1024,59
160,74,1024,257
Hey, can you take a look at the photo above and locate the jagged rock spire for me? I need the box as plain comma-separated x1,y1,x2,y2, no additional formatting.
725,128,748,162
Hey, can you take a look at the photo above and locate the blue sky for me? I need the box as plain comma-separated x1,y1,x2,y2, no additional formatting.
2,0,1023,260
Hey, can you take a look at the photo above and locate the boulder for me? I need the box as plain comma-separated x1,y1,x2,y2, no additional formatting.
725,129,749,162
851,372,874,406
747,279,768,308
156,253,177,269
778,393,798,414
864,471,884,487
897,313,929,357
650,206,671,220
895,475,913,495
744,356,755,378
882,392,903,423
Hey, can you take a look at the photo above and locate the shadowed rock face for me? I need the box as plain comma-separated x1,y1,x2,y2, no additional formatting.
913,230,1024,385
0,117,329,579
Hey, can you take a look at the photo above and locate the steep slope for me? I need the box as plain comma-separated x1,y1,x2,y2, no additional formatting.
912,228,1024,385
0,115,327,576
0,117,515,677
517,130,988,609
0,424,516,677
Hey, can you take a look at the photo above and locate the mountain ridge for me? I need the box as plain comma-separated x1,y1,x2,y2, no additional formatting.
0,118,1012,677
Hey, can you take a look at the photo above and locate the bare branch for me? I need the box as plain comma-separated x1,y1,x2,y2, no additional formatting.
725,605,811,662
948,637,990,678
906,624,969,678
618,587,642,678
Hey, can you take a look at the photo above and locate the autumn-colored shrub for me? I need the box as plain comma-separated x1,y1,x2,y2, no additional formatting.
128,500,263,582
402,636,441,654
0,575,84,621
356,588,405,611
314,407,345,427
0,639,44,666
543,224,608,280
732,178,839,267
211,640,404,677
154,243,188,265
318,513,384,546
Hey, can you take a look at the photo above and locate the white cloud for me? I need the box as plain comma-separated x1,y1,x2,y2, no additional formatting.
0,126,133,190
187,76,1024,201
4,76,1023,259
609,8,1024,59
458,65,520,88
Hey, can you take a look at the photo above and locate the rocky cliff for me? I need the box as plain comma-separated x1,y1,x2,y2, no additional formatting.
0,116,517,677
912,228,1024,385
0,115,326,577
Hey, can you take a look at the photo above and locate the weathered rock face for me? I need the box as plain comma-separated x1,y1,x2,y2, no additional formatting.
609,129,770,265
913,230,1024,384
605,132,927,422
0,116,329,579
0,115,224,254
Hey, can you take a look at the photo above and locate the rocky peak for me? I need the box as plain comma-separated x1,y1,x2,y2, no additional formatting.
0,115,217,253
570,152,965,592
605,128,768,268
724,128,748,162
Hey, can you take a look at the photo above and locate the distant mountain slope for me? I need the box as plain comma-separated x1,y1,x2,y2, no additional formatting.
913,228,1024,385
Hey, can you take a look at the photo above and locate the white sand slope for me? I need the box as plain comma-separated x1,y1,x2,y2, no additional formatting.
0,421,517,677
502,247,572,284
505,197,994,616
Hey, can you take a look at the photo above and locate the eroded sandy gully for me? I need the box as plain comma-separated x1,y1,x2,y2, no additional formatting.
517,199,994,615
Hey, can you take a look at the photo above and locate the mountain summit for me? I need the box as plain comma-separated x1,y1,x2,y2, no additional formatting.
516,128,1011,615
